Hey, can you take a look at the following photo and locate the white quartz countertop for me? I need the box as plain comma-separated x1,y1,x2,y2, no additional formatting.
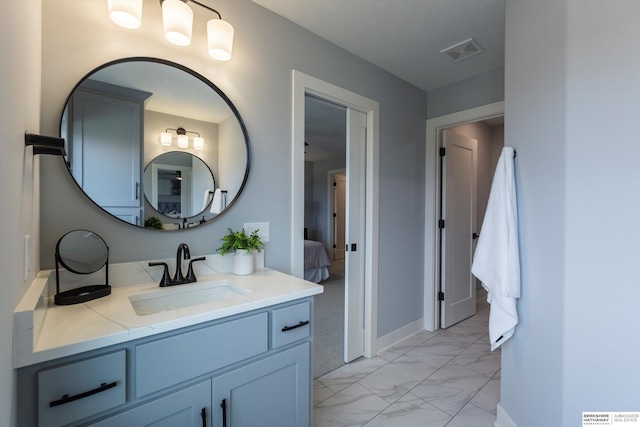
14,264,323,368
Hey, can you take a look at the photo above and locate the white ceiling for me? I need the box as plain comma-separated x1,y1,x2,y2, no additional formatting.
252,0,505,93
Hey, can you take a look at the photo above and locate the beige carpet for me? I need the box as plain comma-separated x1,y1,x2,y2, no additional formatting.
313,259,345,378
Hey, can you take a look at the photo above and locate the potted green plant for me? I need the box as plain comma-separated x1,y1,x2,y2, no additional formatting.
217,228,263,275
144,216,164,230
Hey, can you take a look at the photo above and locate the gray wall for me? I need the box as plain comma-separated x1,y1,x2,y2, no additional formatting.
427,67,505,119
0,1,42,425
502,0,640,425
38,1,427,340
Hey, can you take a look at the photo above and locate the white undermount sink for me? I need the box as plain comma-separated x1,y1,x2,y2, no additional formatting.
129,280,251,316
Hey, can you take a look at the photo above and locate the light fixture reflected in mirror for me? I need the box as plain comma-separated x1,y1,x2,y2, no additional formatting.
160,132,173,146
160,127,204,150
107,0,234,61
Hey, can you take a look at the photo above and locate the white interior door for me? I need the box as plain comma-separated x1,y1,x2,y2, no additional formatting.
333,173,346,260
344,109,367,362
440,130,478,328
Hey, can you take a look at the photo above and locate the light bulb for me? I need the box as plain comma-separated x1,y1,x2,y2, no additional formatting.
162,0,193,46
108,0,143,29
194,137,204,150
177,134,189,148
160,132,172,146
207,19,234,61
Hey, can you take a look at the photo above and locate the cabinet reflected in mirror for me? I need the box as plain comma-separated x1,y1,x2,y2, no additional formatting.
60,58,250,230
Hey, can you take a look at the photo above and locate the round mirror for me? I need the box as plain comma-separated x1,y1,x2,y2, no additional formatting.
56,230,109,274
143,151,217,222
60,57,250,230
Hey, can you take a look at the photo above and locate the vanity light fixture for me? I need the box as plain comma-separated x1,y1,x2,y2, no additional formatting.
160,127,204,150
107,0,234,61
107,0,143,29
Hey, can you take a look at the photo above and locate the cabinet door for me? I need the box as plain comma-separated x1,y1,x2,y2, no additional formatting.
212,343,310,427
90,380,211,427
70,89,143,224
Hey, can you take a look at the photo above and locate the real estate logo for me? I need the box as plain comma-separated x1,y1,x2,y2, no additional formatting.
583,412,640,426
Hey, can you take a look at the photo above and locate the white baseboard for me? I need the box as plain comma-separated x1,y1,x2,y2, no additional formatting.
495,403,517,427
376,318,424,354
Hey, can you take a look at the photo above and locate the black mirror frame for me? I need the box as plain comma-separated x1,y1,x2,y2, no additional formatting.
59,56,251,231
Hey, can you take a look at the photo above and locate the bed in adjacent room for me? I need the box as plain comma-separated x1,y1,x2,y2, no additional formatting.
304,240,331,283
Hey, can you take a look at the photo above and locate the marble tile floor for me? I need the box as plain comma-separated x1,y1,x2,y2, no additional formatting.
313,305,500,427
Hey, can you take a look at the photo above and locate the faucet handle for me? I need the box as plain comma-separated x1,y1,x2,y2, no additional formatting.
185,257,206,283
148,262,173,287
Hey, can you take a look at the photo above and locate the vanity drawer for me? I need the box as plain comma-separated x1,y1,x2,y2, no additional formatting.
135,312,268,397
37,350,126,427
272,301,311,349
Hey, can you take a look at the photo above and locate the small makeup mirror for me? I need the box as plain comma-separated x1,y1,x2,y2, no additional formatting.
55,230,110,305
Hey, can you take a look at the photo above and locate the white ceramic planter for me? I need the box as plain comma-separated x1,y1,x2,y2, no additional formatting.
233,249,254,275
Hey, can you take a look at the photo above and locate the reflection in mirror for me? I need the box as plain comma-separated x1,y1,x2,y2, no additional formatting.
143,151,217,224
60,58,250,230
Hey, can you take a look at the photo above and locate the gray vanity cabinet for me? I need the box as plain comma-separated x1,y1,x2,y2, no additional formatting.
212,343,310,427
17,298,314,427
90,380,211,427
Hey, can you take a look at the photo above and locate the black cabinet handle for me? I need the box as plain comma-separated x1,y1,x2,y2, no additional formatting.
221,399,227,427
49,381,117,407
282,320,309,332
201,407,206,427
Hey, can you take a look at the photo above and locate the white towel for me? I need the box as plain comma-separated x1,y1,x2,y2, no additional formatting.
202,189,213,211
210,188,224,214
471,146,520,351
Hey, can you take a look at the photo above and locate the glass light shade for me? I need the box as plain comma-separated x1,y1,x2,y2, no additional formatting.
193,137,204,150
108,0,143,29
160,132,172,146
162,0,193,46
207,19,234,61
177,134,189,148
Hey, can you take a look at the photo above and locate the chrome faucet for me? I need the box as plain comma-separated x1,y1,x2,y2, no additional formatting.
173,243,191,283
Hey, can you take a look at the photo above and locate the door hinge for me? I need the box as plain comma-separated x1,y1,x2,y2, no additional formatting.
333,244,337,249
438,219,445,229
438,291,445,301
333,182,337,187
333,212,337,217
439,147,446,157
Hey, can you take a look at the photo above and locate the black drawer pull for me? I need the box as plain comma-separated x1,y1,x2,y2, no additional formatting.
49,381,117,407
282,320,309,332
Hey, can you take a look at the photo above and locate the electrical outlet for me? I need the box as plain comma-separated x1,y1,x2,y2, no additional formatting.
24,235,31,281
244,222,269,242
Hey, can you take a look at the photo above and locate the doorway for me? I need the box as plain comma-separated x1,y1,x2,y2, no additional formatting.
292,70,380,360
424,101,505,332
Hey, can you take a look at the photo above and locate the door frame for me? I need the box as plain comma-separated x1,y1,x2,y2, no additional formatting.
328,169,346,260
292,70,379,358
424,101,504,332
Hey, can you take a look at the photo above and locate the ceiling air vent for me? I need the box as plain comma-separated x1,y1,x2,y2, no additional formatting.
440,38,484,62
